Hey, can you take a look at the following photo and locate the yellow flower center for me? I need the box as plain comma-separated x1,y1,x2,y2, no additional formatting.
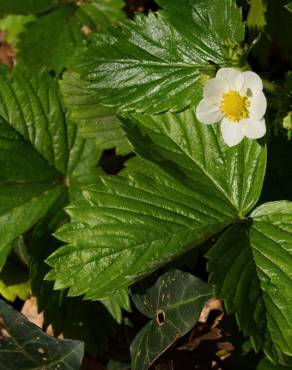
220,90,250,122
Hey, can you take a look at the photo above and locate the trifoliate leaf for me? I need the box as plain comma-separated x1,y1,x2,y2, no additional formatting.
73,0,244,113
131,270,212,370
0,66,101,270
208,201,292,364
60,71,131,155
46,100,266,299
0,299,84,369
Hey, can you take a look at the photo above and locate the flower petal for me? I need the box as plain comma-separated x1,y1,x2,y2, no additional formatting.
241,118,266,139
249,91,267,120
242,71,263,93
203,78,229,98
216,68,244,91
196,97,223,125
221,118,244,146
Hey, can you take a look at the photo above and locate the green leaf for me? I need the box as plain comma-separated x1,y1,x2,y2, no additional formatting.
0,299,84,369
73,0,244,113
156,0,244,45
60,71,131,155
257,357,292,370
130,270,212,370
46,100,266,299
0,66,101,270
101,288,131,323
78,0,126,30
17,5,84,73
121,107,266,216
46,158,234,299
0,116,64,268
247,0,267,30
0,0,72,15
0,258,30,302
285,2,292,13
29,205,120,357
207,201,292,364
0,15,35,46
16,1,126,73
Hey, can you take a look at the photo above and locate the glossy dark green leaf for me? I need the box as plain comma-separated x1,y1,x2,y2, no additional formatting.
73,0,244,113
121,107,266,216
0,66,101,270
46,97,266,299
130,270,212,370
60,71,131,155
208,201,292,364
0,299,84,369
46,158,234,299
156,0,244,46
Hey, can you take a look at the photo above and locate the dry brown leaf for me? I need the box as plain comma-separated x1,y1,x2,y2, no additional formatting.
199,298,223,327
0,32,15,69
21,297,44,329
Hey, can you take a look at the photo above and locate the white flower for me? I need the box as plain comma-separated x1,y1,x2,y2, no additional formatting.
196,68,267,147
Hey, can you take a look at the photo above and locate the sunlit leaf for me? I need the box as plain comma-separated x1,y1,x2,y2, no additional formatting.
208,201,292,364
72,0,244,113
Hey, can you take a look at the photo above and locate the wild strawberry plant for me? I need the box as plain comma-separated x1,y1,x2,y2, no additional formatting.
0,0,291,369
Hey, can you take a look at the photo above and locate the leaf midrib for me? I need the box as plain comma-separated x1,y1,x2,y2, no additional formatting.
148,123,237,214
157,292,212,312
54,219,231,298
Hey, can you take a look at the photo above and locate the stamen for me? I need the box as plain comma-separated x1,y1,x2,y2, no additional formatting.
220,90,250,122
